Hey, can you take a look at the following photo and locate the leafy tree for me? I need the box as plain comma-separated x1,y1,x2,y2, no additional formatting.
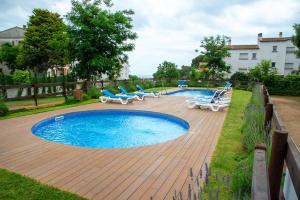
200,35,231,79
67,0,137,81
292,24,300,58
179,65,191,79
230,71,249,81
153,61,179,81
18,9,68,72
12,69,31,84
249,60,277,82
191,55,204,68
189,67,202,81
0,43,21,71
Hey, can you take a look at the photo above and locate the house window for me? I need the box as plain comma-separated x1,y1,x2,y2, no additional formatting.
252,53,257,60
272,62,276,67
239,53,248,60
272,46,278,52
285,63,294,69
286,47,295,53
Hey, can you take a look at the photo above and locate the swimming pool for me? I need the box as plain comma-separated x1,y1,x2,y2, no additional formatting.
167,89,215,97
32,110,189,148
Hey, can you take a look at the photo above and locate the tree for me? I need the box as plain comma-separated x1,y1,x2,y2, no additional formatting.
67,0,137,81
179,65,191,79
189,67,202,81
153,61,179,81
292,24,300,58
191,55,204,68
0,43,21,72
18,9,68,72
200,35,231,79
249,60,277,82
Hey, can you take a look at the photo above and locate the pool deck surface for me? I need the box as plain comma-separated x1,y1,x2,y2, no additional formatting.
0,93,227,200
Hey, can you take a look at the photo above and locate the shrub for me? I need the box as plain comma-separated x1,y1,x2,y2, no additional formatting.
105,83,119,94
242,85,265,152
265,75,300,96
82,93,90,101
230,72,249,81
87,86,100,99
0,101,9,116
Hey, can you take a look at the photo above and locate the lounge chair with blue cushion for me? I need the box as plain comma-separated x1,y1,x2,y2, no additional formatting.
218,82,232,91
100,89,134,105
135,84,161,97
186,90,231,109
178,80,188,88
118,86,145,101
186,97,230,111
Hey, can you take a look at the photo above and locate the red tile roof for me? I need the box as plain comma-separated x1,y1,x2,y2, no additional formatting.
227,45,259,50
259,37,290,42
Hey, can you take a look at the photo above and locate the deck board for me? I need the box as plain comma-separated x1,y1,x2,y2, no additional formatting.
0,94,227,199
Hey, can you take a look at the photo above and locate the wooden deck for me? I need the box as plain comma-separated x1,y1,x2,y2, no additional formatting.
0,94,227,200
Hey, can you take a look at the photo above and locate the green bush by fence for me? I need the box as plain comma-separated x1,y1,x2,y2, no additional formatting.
232,85,267,196
264,75,300,96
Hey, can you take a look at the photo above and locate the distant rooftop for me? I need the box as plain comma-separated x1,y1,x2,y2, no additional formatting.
227,45,259,50
259,37,290,42
227,32,292,50
0,26,25,39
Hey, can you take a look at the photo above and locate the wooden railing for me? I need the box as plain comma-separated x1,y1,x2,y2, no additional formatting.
0,79,252,106
252,85,300,200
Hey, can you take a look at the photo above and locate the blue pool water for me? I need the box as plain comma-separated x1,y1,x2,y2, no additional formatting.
167,89,215,97
32,110,189,148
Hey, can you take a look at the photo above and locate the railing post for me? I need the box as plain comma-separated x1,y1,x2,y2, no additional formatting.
33,83,38,106
264,103,273,128
269,129,288,200
62,75,68,102
252,144,270,200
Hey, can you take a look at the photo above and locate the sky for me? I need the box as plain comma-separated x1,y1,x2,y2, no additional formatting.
0,0,300,76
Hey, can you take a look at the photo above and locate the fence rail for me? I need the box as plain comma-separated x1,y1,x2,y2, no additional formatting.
0,79,253,105
252,85,300,200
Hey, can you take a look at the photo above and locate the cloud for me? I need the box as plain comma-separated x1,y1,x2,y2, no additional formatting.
0,0,299,76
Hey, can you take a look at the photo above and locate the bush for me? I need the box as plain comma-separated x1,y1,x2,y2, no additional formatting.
0,101,9,116
230,72,249,81
242,85,265,152
87,86,100,99
265,75,300,96
82,93,90,101
105,84,119,94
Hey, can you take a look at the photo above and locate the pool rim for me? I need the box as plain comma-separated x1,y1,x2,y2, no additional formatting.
31,109,190,149
166,88,215,95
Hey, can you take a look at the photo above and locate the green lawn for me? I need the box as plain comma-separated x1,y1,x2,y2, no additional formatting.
5,96,66,110
0,169,86,200
201,90,252,199
0,98,99,120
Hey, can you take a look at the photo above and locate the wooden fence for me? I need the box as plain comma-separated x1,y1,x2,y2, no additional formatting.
252,85,300,200
0,79,251,106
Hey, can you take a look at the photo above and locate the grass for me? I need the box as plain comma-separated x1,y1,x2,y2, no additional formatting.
201,89,252,199
0,98,99,120
0,168,86,200
5,96,65,110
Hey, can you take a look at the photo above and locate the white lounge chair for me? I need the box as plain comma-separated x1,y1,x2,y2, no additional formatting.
100,89,134,105
118,86,145,101
135,85,161,97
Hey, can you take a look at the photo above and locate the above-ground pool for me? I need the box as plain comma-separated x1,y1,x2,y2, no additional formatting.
32,110,189,148
167,89,215,97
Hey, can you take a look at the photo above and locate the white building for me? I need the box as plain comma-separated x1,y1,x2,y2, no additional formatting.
0,26,24,46
0,26,25,74
225,32,300,76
